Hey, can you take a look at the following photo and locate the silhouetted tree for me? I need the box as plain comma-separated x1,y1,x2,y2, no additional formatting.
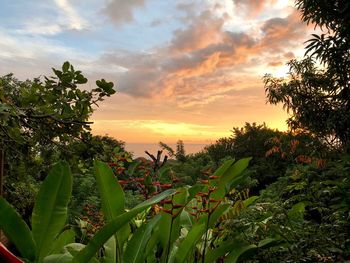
264,0,350,152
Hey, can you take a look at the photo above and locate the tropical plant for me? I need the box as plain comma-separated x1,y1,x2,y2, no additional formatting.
0,161,73,263
0,157,271,263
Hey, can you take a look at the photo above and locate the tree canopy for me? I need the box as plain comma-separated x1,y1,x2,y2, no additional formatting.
264,0,350,152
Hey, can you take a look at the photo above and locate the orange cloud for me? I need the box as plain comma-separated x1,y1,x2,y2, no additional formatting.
170,11,225,53
90,3,310,144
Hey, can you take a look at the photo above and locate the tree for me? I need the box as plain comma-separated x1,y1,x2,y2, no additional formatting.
0,62,116,218
0,61,115,148
264,0,350,152
175,140,186,162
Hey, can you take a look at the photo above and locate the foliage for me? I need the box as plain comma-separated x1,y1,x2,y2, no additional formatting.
0,61,115,147
0,162,72,263
264,1,350,152
226,155,350,262
0,62,117,221
0,157,264,263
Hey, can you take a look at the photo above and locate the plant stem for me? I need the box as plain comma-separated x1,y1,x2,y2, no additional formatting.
165,216,174,263
164,195,175,263
202,194,212,263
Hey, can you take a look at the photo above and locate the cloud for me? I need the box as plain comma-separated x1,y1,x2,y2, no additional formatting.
96,5,308,111
103,0,146,26
170,10,225,53
259,10,305,51
0,28,94,79
233,0,280,18
54,0,88,30
14,1,89,36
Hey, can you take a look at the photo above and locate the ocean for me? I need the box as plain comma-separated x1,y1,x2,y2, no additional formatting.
125,143,208,158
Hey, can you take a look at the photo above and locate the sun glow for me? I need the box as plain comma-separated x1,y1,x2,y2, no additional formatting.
91,119,231,143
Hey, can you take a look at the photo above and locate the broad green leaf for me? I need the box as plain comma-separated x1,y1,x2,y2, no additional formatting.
208,203,230,228
103,237,116,263
50,229,75,254
243,196,259,208
123,215,161,263
157,211,181,257
0,197,36,261
62,62,70,72
220,158,252,190
94,160,127,257
157,187,192,254
32,161,73,263
145,228,160,258
213,159,235,177
258,237,281,249
94,160,125,221
225,244,257,263
204,240,236,263
73,189,176,263
188,184,205,199
44,253,73,263
288,202,305,222
179,210,193,229
63,243,101,262
175,223,206,263
211,158,251,199
157,212,172,251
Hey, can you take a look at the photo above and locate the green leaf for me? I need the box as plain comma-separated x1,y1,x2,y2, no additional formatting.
44,253,73,263
211,158,251,199
73,189,176,263
175,223,206,263
157,166,170,179
179,210,193,230
221,158,252,189
62,62,70,73
103,237,116,263
288,202,305,222
94,160,125,221
94,160,127,257
242,196,259,208
50,229,75,254
258,237,281,249
208,203,230,228
212,159,235,177
123,215,161,263
225,244,257,263
204,240,236,263
0,197,36,261
32,161,73,263
63,243,85,256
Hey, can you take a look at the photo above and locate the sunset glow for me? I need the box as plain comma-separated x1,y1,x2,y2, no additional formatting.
0,0,313,145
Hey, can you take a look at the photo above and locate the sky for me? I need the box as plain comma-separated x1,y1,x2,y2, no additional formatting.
0,0,313,150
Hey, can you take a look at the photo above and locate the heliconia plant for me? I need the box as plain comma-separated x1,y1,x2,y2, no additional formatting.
0,157,278,263
0,161,73,263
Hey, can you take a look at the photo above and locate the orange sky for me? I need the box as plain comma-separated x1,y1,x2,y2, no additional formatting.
0,0,314,145
88,0,309,144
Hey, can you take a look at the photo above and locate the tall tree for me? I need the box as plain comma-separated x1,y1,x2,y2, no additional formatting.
175,140,186,162
264,0,350,152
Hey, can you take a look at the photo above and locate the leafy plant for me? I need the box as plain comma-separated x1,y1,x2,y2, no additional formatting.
0,161,72,263
1,153,266,263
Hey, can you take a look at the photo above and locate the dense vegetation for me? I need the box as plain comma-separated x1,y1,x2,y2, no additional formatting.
0,0,349,262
